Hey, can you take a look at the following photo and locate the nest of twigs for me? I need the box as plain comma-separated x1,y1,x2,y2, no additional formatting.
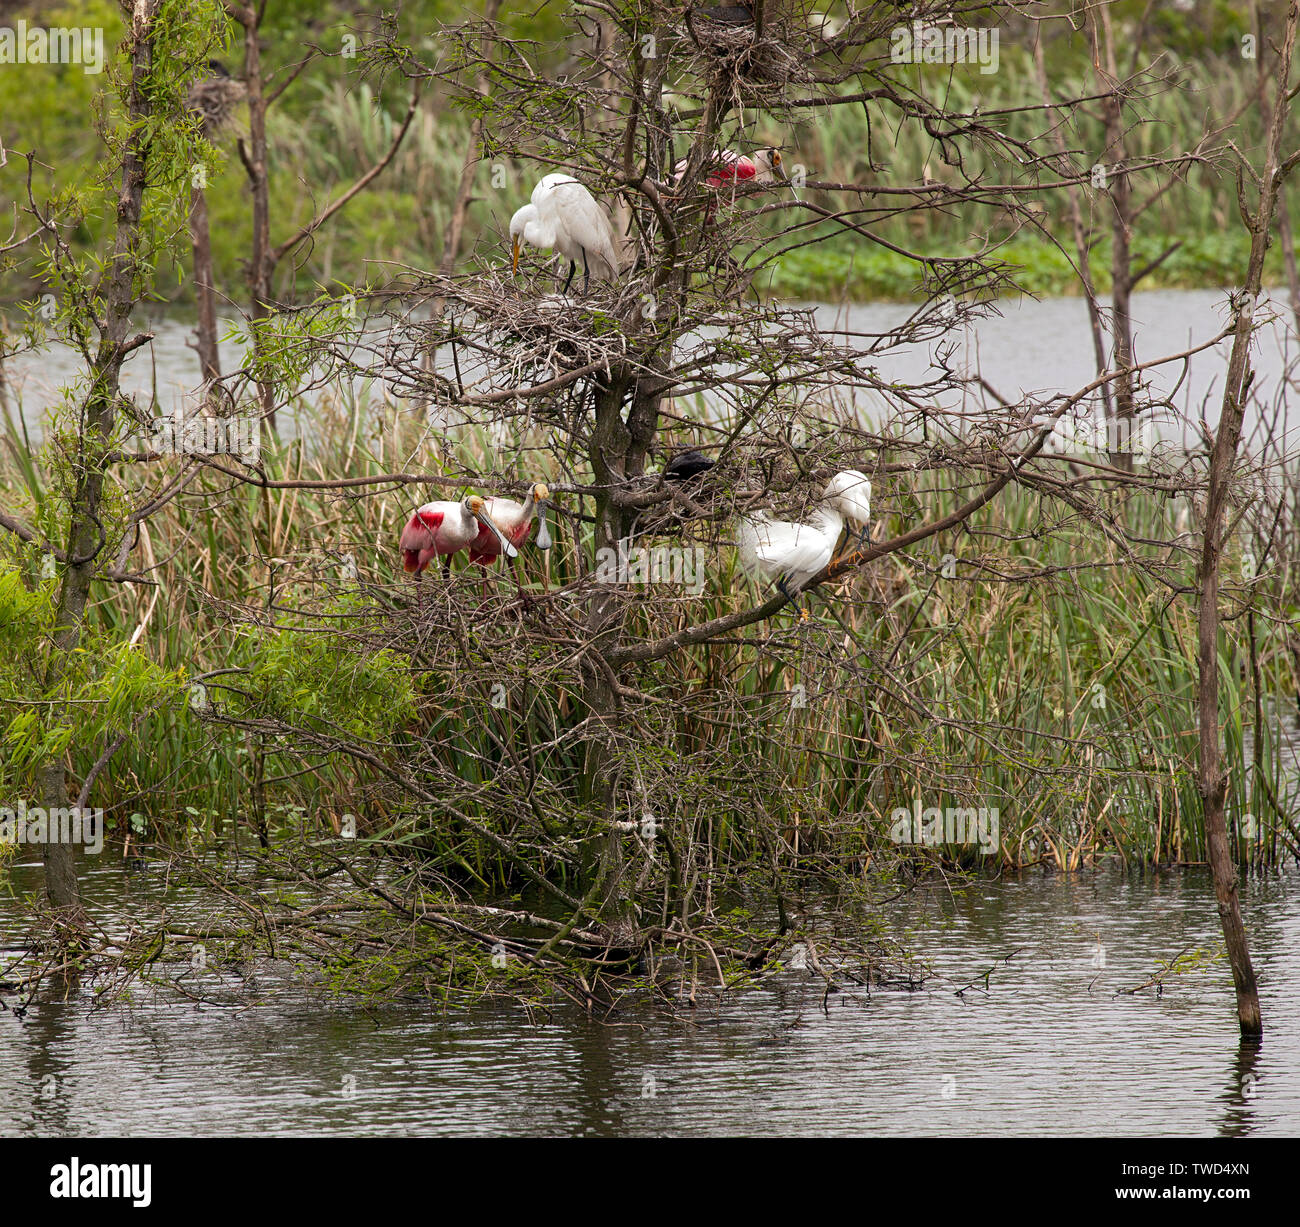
186,67,247,139
684,12,815,96
374,268,635,409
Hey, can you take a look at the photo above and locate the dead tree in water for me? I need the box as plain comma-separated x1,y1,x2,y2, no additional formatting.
1194,0,1300,1041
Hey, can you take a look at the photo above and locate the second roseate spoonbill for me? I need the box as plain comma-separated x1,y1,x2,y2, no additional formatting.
468,483,553,566
510,174,622,295
736,470,872,608
400,495,518,605
671,147,785,191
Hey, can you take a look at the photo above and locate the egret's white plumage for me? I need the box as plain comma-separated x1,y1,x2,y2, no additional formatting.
509,174,622,293
737,471,872,596
823,469,872,539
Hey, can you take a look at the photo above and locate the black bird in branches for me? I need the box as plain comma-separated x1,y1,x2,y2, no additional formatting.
684,1,758,48
663,451,717,482
694,2,756,26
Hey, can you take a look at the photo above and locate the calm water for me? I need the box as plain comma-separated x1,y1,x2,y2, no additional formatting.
5,289,1300,449
2,862,1297,1137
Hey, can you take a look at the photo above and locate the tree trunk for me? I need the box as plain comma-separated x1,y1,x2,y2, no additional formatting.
1089,4,1135,470
237,11,275,432
579,375,640,944
435,0,501,298
40,0,160,916
190,182,222,397
1195,0,1299,1040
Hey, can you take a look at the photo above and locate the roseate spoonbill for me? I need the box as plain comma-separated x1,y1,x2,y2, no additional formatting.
510,174,622,295
736,470,872,605
399,495,518,605
671,147,785,191
468,483,553,566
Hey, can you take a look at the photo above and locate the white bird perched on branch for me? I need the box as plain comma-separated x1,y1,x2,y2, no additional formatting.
737,470,872,604
510,173,622,295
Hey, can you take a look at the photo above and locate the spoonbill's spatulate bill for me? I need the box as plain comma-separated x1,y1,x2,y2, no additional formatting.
510,174,622,295
468,483,552,565
737,470,872,600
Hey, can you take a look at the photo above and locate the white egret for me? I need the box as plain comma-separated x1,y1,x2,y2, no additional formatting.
737,470,872,603
509,174,622,295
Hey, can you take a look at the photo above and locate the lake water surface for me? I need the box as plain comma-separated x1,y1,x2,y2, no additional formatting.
2,861,1297,1137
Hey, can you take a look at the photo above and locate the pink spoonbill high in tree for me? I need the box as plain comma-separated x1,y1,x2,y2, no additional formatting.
671,147,785,190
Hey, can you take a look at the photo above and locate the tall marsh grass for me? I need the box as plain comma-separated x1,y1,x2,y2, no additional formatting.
3,373,1296,880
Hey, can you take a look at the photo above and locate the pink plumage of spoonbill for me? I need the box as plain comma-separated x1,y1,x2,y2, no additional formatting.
399,494,517,605
670,147,785,191
467,483,552,568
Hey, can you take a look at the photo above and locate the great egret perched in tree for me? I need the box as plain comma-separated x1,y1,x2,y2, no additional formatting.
737,470,872,603
399,495,518,605
510,174,622,295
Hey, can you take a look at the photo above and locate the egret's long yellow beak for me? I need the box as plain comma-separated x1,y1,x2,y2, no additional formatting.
512,236,521,275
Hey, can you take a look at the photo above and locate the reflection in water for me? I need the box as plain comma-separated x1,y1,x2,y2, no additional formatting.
1219,1039,1264,1139
1,864,1298,1136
